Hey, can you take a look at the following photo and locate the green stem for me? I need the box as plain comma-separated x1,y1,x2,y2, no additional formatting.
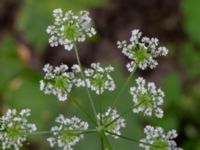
62,129,97,135
69,95,97,125
29,129,97,136
74,44,99,125
104,69,135,126
112,69,135,107
105,102,143,128
100,134,105,150
99,130,112,150
99,87,103,125
28,131,52,135
105,131,160,148
80,129,97,134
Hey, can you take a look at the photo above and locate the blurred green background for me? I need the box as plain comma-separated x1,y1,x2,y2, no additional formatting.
0,0,200,149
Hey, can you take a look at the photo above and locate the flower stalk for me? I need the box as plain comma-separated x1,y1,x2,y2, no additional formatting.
74,44,99,125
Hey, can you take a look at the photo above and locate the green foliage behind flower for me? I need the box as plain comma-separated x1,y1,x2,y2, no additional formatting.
0,0,200,149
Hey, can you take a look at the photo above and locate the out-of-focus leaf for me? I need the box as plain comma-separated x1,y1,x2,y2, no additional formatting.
162,73,182,108
179,43,200,78
182,0,200,43
182,84,200,124
0,36,24,91
183,140,200,150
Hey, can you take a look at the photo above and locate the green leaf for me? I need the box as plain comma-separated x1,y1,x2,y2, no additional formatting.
162,73,182,108
182,0,200,43
179,43,200,78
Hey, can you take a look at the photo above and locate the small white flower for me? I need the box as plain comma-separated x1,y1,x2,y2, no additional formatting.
117,29,168,71
40,64,84,101
97,108,125,138
130,77,164,118
126,61,136,72
84,63,116,95
140,125,183,150
47,9,96,51
0,109,37,150
47,115,89,150
71,64,81,73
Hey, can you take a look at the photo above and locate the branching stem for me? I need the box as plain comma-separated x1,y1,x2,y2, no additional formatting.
69,95,97,125
105,102,143,128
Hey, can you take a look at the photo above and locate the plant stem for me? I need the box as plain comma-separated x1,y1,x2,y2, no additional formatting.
104,69,135,126
28,131,52,135
29,129,97,136
69,95,97,125
112,69,135,107
100,135,105,150
105,102,143,128
80,129,97,134
99,130,112,150
99,87,103,125
74,44,112,150
74,44,99,125
105,131,160,148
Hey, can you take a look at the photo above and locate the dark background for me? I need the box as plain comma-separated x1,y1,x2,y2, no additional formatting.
0,0,200,149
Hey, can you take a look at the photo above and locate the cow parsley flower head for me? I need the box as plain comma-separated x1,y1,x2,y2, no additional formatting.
47,8,96,51
84,63,116,95
47,115,89,150
117,29,168,72
0,109,37,150
140,125,183,150
130,77,164,118
40,64,84,101
97,108,125,138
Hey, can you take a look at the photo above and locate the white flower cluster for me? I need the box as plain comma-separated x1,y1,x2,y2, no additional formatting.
0,109,37,150
40,64,84,101
97,108,125,138
47,115,88,150
140,125,182,150
47,8,96,51
84,63,116,95
117,29,168,72
130,77,164,118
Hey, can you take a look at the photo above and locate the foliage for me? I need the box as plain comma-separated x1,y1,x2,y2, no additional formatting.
0,0,200,149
